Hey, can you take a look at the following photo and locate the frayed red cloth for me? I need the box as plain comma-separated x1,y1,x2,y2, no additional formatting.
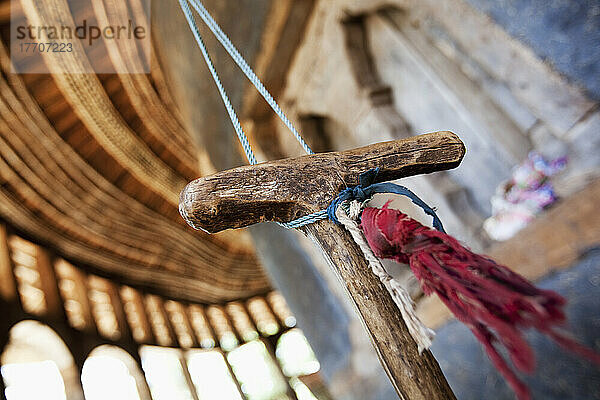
361,205,600,400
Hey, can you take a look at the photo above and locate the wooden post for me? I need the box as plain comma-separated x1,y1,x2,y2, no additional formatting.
0,224,17,303
180,131,464,399
303,221,455,399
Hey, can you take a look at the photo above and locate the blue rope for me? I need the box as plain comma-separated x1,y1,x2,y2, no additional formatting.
277,210,328,229
178,0,257,164
179,2,442,231
179,0,313,164
280,169,446,232
187,0,313,155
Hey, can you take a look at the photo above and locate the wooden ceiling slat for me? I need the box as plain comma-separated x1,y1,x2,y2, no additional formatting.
0,1,9,23
3,226,295,354
145,294,175,347
0,127,265,299
267,292,297,329
0,142,262,285
0,0,300,303
0,189,263,302
0,165,261,293
104,279,134,342
9,235,47,316
34,245,65,321
188,304,217,349
121,286,155,344
94,0,200,179
225,302,259,343
0,223,17,301
0,40,268,302
55,259,98,333
164,300,198,348
88,275,122,340
0,125,163,265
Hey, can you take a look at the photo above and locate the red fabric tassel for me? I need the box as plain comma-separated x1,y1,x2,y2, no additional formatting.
361,205,600,400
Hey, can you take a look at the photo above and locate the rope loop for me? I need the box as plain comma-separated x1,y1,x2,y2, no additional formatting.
326,169,446,232
335,199,435,353
279,169,446,231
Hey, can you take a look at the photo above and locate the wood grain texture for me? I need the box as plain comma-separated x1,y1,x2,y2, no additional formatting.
20,0,187,205
304,221,456,400
180,131,465,233
180,131,464,398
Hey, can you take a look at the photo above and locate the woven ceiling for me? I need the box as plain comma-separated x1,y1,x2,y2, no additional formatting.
0,0,313,303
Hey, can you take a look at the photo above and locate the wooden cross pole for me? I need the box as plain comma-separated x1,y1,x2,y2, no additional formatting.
180,131,464,400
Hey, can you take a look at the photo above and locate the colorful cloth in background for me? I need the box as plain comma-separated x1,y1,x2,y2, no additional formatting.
484,152,567,241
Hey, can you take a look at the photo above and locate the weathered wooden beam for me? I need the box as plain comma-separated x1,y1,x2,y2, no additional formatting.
180,131,465,233
180,131,464,399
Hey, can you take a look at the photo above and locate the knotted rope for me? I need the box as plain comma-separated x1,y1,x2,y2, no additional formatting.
281,169,443,351
280,167,445,231
336,200,435,353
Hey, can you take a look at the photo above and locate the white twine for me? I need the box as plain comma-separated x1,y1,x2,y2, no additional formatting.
336,200,435,353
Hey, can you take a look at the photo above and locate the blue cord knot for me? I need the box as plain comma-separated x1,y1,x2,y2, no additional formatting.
279,169,445,232
326,168,446,233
